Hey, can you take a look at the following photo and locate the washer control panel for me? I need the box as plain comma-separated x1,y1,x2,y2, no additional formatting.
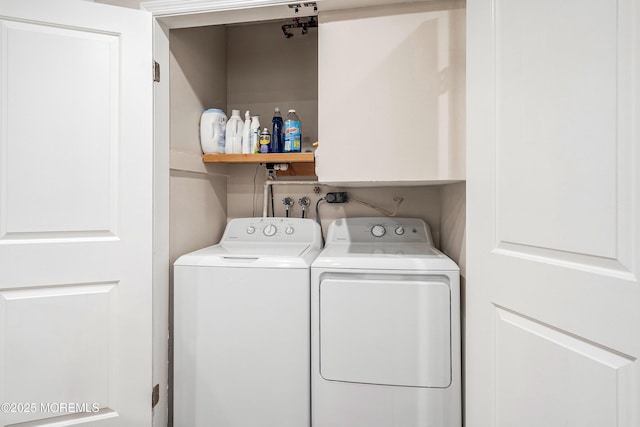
221,217,319,243
326,218,433,244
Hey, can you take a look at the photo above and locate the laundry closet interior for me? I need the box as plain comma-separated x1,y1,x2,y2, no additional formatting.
156,0,467,424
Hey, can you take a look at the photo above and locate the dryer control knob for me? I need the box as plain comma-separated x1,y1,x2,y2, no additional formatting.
394,226,405,235
371,225,386,237
285,226,295,235
263,224,277,236
246,226,256,234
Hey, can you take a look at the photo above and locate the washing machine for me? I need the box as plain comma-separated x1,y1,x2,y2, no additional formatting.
311,217,461,427
173,217,322,427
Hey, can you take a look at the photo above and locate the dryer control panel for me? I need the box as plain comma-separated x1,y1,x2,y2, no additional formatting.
326,217,434,245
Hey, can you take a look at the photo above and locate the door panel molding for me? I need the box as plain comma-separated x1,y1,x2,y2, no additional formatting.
0,231,119,243
0,20,122,240
493,241,635,281
0,19,120,241
0,282,119,425
491,0,636,274
494,306,636,427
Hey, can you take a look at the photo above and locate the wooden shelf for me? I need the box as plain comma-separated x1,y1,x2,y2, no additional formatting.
202,152,315,163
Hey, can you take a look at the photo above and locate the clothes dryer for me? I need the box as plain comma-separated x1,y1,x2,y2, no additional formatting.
174,217,322,427
311,217,461,427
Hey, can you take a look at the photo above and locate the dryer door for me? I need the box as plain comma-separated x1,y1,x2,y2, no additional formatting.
320,275,451,388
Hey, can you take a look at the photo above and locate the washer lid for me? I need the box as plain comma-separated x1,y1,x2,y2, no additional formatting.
174,242,317,268
312,243,459,271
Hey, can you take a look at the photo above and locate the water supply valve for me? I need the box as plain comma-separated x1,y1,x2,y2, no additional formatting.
282,197,294,217
298,197,310,218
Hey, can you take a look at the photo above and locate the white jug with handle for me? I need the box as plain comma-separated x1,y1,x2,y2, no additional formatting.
200,109,227,154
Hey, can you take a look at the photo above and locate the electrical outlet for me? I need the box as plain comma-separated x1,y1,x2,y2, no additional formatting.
325,192,349,203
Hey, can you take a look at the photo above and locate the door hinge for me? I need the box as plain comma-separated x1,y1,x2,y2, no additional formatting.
152,384,160,408
153,61,160,83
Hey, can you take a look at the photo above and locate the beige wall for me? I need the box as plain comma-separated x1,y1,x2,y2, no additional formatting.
226,21,318,151
170,26,228,156
440,181,466,275
168,25,231,259
170,172,227,263
227,164,445,246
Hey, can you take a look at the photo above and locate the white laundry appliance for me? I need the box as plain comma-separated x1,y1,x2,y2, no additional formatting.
311,217,461,427
173,217,322,427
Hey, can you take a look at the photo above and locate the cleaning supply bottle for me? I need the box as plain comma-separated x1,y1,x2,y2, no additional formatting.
241,110,252,154
251,115,261,154
284,109,301,152
259,128,271,153
199,108,227,154
271,107,284,153
225,109,244,154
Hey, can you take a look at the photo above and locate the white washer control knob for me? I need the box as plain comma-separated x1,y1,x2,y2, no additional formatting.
246,226,256,234
371,225,386,237
394,226,405,235
285,226,295,235
263,224,277,236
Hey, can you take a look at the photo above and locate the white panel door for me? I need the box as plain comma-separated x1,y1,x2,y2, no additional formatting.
467,0,639,426
0,1,152,426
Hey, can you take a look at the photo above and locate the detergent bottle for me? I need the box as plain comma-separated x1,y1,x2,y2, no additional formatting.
199,109,227,154
225,109,244,154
